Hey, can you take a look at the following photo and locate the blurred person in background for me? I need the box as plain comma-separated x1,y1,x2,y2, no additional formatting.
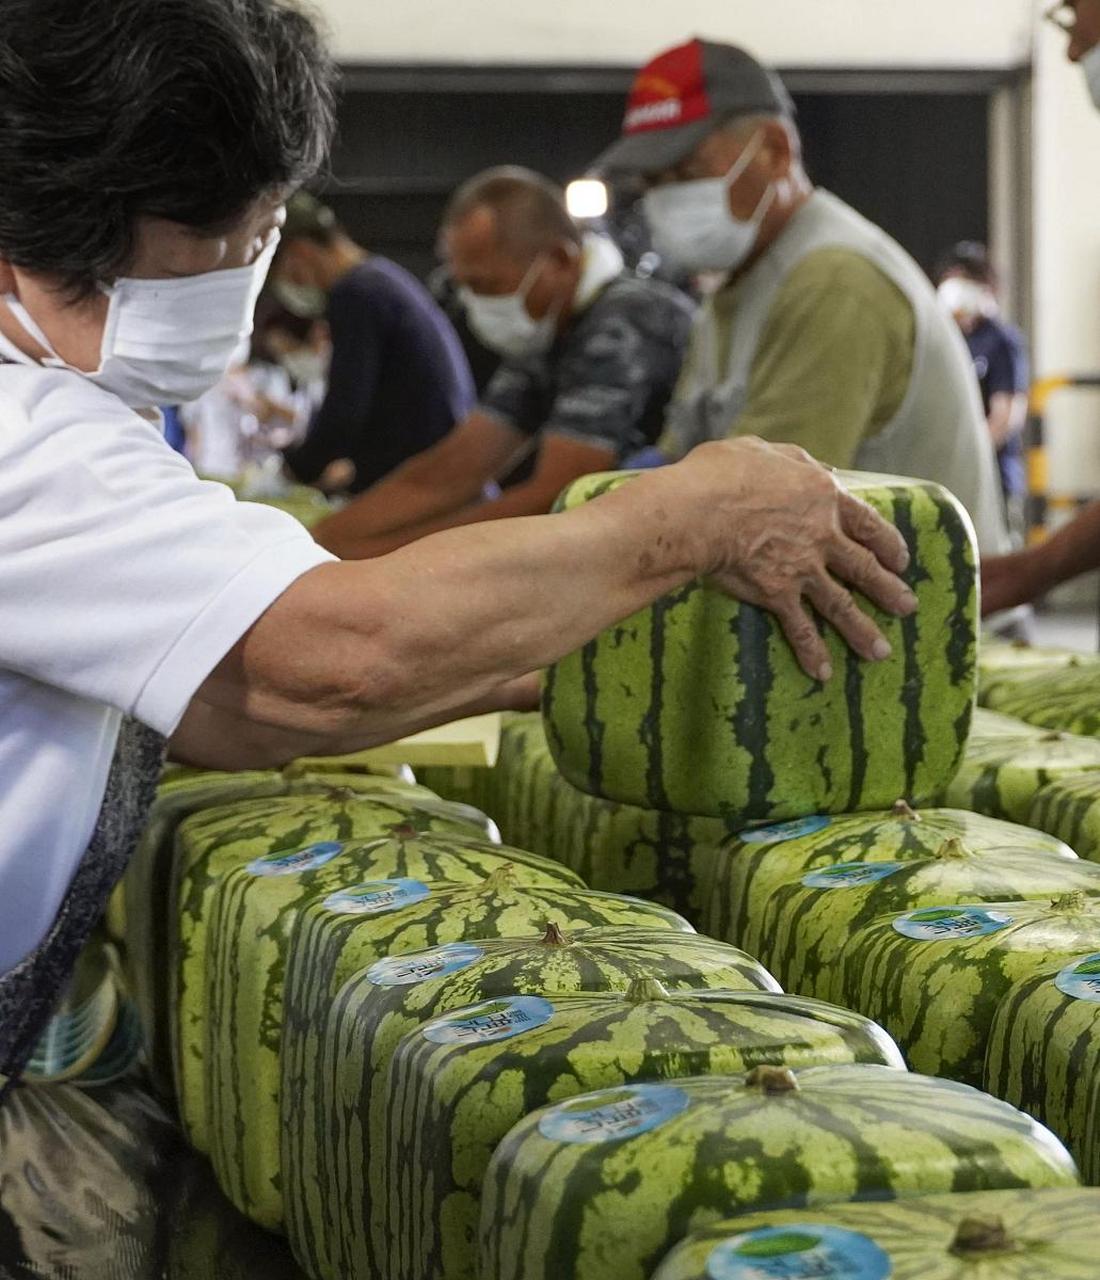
936,242,1030,539
311,168,695,560
255,308,331,451
428,264,502,396
982,0,1100,612
594,38,1009,555
269,193,475,496
180,343,258,480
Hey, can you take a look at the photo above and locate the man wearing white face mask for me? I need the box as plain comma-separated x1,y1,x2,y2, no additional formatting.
0,0,918,1093
310,167,695,560
270,193,476,495
936,242,1030,535
593,39,1009,556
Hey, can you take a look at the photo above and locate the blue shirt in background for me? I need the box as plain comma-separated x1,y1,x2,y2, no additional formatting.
160,405,186,455
964,316,1030,499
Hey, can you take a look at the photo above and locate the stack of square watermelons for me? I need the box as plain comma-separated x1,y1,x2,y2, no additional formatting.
103,471,1100,1280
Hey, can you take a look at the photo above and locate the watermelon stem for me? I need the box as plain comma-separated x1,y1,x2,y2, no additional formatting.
891,800,921,821
480,864,520,891
744,1065,800,1095
1052,890,1088,914
540,922,570,947
624,977,671,1004
935,837,971,861
950,1215,1011,1257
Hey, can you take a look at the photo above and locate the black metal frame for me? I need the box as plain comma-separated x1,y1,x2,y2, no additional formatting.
337,63,1027,96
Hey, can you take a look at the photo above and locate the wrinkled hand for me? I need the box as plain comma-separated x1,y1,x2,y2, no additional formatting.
677,438,917,680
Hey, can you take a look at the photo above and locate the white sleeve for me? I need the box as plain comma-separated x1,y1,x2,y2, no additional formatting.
0,369,336,735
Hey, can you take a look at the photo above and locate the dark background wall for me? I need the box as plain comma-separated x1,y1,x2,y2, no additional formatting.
324,65,992,282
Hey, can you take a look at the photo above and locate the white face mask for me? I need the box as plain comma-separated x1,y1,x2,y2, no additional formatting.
5,235,279,408
458,255,560,359
642,131,776,274
1083,43,1100,110
273,279,328,320
937,277,995,324
280,349,329,387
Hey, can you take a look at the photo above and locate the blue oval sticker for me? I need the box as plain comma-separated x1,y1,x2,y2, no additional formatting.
367,943,486,988
1055,953,1100,1004
322,878,431,916
738,817,831,845
893,905,1014,942
246,841,345,878
706,1225,891,1280
538,1083,689,1145
421,995,555,1045
802,862,905,890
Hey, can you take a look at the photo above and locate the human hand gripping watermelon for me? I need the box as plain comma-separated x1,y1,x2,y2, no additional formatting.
673,439,917,682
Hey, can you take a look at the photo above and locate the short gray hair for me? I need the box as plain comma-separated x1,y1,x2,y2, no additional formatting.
443,166,582,259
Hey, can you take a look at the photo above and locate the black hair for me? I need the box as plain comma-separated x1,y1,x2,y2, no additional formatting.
935,241,997,288
443,167,583,258
0,0,336,298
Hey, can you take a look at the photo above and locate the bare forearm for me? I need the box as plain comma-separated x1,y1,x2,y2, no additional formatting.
313,456,483,555
982,501,1100,616
206,476,696,745
175,672,543,771
1032,502,1100,585
326,479,563,560
199,437,917,754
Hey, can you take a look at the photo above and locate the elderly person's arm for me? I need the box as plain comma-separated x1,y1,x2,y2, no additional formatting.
177,437,915,769
982,500,1100,615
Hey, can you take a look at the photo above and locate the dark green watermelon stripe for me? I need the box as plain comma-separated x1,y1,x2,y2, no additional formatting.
893,494,930,798
731,606,776,816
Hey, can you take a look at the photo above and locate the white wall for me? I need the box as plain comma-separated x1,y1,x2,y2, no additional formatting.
320,0,1034,67
1032,21,1100,496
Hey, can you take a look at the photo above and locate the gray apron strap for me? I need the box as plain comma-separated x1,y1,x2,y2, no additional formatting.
0,718,166,1094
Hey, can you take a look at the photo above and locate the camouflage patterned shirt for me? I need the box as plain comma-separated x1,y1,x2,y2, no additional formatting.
479,273,695,462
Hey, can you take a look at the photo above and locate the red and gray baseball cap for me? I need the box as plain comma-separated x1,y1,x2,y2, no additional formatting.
593,38,795,177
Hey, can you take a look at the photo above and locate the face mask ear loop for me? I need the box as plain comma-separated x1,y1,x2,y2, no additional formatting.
516,253,548,306
3,296,64,365
723,130,779,236
722,129,767,197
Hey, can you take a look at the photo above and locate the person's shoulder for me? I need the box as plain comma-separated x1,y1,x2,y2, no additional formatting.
786,246,902,298
331,257,412,306
0,364,144,438
596,272,695,319
576,273,696,344
775,248,913,335
350,255,431,299
988,316,1028,352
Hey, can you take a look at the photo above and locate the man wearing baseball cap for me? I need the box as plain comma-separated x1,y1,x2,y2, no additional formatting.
595,38,1008,554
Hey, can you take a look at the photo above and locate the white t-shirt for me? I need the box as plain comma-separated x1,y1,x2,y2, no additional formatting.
0,363,334,973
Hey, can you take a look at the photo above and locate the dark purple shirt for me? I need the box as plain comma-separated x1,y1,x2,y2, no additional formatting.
285,258,475,493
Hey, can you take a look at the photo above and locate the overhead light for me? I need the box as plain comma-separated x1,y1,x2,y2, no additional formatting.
566,179,609,220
